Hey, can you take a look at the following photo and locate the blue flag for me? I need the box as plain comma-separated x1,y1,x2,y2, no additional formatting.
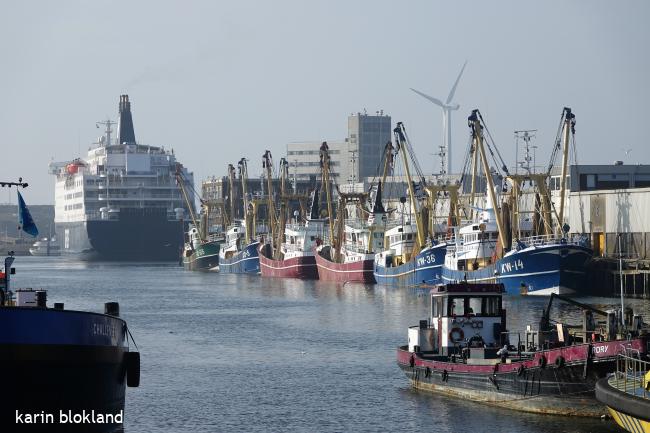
17,191,38,237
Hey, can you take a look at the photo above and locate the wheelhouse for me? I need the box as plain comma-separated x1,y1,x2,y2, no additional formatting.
408,282,506,357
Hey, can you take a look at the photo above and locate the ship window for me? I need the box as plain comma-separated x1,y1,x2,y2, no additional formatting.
432,296,443,318
448,297,465,316
468,297,482,315
484,296,500,316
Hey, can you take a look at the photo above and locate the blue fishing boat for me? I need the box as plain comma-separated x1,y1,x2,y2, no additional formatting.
219,223,260,274
442,108,592,295
372,123,448,287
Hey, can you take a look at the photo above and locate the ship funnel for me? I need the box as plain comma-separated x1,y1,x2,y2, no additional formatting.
117,94,136,145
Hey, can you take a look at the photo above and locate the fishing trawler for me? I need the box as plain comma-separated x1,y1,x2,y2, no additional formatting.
219,160,260,274
441,108,592,295
314,143,376,283
259,151,321,279
259,189,323,279
397,282,648,416
49,95,194,261
373,124,447,286
176,168,221,271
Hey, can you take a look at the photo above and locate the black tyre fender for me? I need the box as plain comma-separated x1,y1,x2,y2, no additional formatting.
441,369,449,382
409,354,415,368
555,356,565,368
125,351,140,387
538,355,547,369
424,367,431,378
517,364,525,376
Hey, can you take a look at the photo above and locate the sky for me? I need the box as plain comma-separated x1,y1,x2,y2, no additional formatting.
1,0,649,204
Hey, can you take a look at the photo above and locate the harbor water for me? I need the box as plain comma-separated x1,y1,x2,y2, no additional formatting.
12,256,650,433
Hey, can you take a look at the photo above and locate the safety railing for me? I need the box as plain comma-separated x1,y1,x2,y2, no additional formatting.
614,348,650,399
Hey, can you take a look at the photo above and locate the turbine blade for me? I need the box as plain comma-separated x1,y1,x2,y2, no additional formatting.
445,60,467,105
410,88,444,107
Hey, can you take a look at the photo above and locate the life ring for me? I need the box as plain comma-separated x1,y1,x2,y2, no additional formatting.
555,356,565,368
449,327,464,343
517,365,525,376
441,369,449,382
538,355,547,369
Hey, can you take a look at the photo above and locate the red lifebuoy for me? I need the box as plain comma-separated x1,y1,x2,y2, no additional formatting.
449,327,464,343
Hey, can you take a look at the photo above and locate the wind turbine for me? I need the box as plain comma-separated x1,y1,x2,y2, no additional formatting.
410,61,467,176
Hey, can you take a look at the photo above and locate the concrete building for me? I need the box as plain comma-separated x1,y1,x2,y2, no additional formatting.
285,111,392,185
287,140,348,183
348,111,392,181
547,164,650,258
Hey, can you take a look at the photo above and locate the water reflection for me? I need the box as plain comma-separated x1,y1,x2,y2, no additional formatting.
8,256,648,433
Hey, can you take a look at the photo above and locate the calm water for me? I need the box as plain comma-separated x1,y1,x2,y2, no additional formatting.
12,256,650,433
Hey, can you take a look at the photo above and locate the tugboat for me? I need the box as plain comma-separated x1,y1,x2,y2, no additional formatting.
397,282,648,416
596,350,650,432
1,181,140,432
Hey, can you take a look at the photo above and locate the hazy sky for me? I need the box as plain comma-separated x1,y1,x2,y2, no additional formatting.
1,0,648,204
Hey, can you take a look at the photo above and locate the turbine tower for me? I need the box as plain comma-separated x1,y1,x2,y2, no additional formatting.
410,61,467,176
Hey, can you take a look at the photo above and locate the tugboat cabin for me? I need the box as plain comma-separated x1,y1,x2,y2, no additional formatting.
408,282,506,359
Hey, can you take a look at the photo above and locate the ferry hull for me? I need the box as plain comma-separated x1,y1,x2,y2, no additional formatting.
57,208,184,261
397,337,647,417
0,308,130,433
315,251,375,284
259,244,318,279
442,244,593,295
183,241,220,271
219,241,260,274
374,244,446,287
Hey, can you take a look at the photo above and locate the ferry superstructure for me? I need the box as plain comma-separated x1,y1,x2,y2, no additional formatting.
49,95,194,260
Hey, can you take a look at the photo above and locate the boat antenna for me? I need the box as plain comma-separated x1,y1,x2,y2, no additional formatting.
96,119,116,146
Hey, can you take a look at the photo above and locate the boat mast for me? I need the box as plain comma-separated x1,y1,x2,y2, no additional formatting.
175,166,200,238
96,119,116,146
469,139,479,220
468,110,507,251
393,123,425,250
380,141,394,186
557,107,575,236
227,164,236,225
320,142,335,251
277,158,289,258
263,151,277,255
238,158,251,244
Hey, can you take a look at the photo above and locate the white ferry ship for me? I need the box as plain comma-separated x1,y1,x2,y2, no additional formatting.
49,95,194,260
